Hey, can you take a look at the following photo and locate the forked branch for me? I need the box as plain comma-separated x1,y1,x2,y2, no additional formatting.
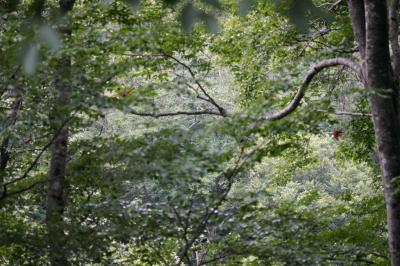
124,53,227,117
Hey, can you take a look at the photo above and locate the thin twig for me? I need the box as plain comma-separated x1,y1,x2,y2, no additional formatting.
175,149,246,265
161,54,227,116
123,53,227,117
1,117,72,200
0,179,46,200
314,109,372,117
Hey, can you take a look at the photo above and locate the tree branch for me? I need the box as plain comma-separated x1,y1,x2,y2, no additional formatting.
266,58,363,121
129,110,224,118
0,180,46,201
175,148,248,265
124,53,227,117
314,109,372,117
162,54,227,116
1,117,71,200
328,0,343,11
127,55,363,122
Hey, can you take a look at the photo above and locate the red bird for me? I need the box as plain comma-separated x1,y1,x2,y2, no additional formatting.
333,128,343,141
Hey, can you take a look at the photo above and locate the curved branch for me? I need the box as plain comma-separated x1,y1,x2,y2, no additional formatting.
266,58,363,121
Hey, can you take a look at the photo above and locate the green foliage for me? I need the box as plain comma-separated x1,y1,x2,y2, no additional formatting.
0,0,386,265
336,99,376,164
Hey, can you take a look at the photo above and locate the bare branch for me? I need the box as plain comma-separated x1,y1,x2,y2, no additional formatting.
266,58,363,121
314,109,372,117
1,117,71,200
196,95,213,104
162,54,227,116
130,110,224,118
123,53,227,117
124,54,363,123
328,0,343,11
0,180,46,201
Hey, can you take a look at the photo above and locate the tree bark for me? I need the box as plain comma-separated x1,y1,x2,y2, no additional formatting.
47,114,69,266
389,0,400,81
46,1,75,265
348,0,366,59
364,1,400,265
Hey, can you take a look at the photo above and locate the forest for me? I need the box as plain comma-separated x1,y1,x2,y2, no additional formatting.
2,0,400,265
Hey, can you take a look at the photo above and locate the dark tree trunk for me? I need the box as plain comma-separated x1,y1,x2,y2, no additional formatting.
365,1,400,264
389,0,400,82
349,1,400,264
47,122,69,266
46,1,75,265
348,0,366,59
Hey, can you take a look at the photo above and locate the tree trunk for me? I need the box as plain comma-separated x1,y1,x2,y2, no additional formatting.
46,1,75,265
47,119,69,266
363,1,400,265
348,0,366,59
389,0,400,82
